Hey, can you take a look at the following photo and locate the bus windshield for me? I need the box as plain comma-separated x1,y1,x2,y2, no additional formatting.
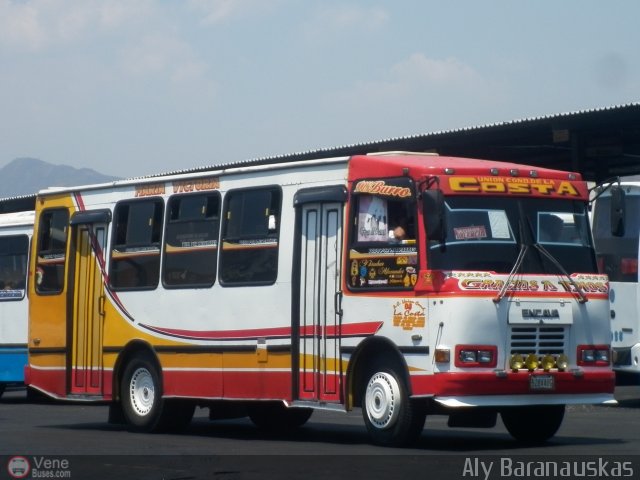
592,193,640,282
428,196,596,274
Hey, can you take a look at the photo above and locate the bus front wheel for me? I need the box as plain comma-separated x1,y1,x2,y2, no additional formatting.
361,365,426,447
501,405,565,443
120,353,195,432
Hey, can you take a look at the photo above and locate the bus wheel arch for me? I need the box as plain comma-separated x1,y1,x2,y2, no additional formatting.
347,337,411,409
114,341,194,432
113,340,160,404
347,337,427,447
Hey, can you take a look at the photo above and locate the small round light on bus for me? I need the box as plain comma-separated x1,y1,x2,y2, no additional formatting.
556,354,569,371
525,354,539,371
529,170,538,178
490,168,499,175
510,169,519,177
541,354,555,372
510,354,524,371
444,168,455,175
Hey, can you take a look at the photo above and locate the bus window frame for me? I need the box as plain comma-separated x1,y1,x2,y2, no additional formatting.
34,208,70,296
109,197,164,292
0,233,30,301
218,185,282,287
347,177,419,292
162,191,221,289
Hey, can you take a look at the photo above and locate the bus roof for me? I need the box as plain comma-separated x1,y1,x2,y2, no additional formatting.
33,152,584,198
0,210,35,228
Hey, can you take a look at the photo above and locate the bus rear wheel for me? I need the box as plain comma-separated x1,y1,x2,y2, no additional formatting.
361,365,426,447
120,353,194,432
501,405,565,443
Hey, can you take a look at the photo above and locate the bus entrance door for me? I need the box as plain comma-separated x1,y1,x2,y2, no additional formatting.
69,219,108,396
297,201,344,403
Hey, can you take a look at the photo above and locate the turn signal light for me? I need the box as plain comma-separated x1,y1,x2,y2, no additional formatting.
435,348,450,363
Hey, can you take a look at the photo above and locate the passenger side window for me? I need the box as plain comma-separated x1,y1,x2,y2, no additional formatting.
163,193,220,288
36,209,69,294
348,177,418,290
110,199,163,290
0,234,29,299
219,187,281,285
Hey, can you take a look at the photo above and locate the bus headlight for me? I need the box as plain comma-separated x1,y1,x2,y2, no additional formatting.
578,345,611,366
454,345,497,367
595,349,610,363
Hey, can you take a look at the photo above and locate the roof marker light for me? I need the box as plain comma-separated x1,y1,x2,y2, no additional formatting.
490,168,499,175
568,173,577,180
510,169,519,177
529,170,538,178
444,168,455,175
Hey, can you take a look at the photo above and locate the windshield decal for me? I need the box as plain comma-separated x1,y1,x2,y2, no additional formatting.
453,225,487,240
446,176,584,198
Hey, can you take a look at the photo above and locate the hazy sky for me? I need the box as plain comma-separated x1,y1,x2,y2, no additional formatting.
1,0,638,178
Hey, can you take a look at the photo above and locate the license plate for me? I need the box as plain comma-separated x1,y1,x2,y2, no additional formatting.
530,374,555,391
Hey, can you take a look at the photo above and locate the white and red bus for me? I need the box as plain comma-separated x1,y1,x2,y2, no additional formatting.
25,152,614,446
0,207,34,398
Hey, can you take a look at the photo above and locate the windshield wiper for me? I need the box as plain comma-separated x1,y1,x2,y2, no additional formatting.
493,217,530,303
493,242,528,303
532,242,588,303
493,206,588,304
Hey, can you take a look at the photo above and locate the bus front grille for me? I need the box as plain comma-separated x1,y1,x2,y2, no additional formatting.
509,326,567,356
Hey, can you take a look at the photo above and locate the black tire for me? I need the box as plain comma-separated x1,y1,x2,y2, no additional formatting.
501,405,565,443
248,402,313,431
361,364,426,447
0,384,5,399
120,353,195,432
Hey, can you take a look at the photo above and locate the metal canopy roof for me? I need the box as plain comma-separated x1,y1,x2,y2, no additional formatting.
153,102,640,183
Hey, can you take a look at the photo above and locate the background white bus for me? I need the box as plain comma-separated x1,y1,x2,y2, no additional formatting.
591,181,640,384
0,209,34,398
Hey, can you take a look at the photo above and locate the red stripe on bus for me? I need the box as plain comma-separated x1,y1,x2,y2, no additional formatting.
140,321,384,341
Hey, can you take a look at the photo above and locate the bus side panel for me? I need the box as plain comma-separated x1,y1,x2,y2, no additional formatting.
0,298,29,383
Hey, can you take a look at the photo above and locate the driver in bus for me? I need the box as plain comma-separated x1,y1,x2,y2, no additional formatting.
389,217,410,243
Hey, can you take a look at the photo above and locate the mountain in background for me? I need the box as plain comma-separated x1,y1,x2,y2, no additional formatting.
0,157,121,198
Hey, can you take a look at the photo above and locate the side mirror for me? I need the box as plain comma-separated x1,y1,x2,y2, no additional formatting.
610,186,626,237
422,189,446,242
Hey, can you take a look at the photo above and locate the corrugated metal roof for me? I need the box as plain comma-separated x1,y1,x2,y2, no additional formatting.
136,102,640,181
0,194,37,213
